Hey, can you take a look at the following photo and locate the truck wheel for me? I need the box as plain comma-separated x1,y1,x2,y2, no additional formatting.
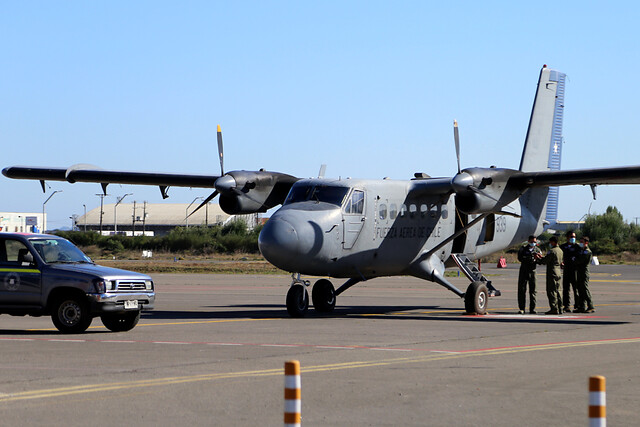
101,311,141,332
51,296,93,333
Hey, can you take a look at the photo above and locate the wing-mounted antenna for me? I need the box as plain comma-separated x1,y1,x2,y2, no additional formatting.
318,164,327,179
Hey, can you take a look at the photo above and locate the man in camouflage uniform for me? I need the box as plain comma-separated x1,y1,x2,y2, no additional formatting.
538,236,563,314
560,230,579,312
575,236,595,313
517,235,541,314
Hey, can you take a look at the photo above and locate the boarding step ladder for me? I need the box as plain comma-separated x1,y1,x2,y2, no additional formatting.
451,253,501,297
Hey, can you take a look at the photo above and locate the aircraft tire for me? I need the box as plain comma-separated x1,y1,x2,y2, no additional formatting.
312,279,336,313
286,285,309,317
464,281,488,315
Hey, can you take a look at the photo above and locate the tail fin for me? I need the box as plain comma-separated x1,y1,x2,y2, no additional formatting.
519,65,567,226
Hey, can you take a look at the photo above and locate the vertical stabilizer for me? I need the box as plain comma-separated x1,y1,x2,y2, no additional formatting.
519,66,566,226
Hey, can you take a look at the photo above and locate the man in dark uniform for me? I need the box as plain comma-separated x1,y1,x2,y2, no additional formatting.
560,231,580,312
538,236,563,314
517,235,541,314
575,236,595,313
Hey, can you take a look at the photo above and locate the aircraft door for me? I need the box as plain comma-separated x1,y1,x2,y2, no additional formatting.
342,189,365,249
0,238,41,305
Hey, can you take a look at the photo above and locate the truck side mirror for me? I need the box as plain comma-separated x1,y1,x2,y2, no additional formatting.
21,252,34,266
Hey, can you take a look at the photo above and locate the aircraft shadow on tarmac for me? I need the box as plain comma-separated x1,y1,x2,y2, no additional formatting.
143,306,628,326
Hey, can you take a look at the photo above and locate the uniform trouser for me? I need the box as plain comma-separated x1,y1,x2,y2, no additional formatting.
562,267,578,309
576,271,593,310
518,267,536,311
546,273,562,311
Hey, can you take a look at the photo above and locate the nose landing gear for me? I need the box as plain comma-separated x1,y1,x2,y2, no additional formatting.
286,274,337,317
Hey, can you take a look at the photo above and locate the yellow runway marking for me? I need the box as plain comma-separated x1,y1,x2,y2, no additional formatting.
2,337,639,403
26,318,279,332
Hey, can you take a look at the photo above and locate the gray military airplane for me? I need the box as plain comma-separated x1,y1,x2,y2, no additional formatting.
5,66,640,317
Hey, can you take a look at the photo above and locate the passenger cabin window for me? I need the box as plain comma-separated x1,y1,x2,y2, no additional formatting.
285,184,349,206
400,204,407,217
389,204,398,220
0,239,31,266
409,204,417,217
420,204,428,217
344,190,365,214
379,204,387,220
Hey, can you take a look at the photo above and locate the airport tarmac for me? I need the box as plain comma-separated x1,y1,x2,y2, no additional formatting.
1,263,640,426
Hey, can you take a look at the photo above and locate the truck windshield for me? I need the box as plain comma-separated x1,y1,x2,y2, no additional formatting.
285,184,349,206
29,238,93,264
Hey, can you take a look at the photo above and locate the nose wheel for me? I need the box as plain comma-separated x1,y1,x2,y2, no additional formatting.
312,279,336,313
286,285,309,317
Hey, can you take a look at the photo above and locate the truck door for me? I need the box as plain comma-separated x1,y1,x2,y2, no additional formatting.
342,189,365,249
0,238,42,305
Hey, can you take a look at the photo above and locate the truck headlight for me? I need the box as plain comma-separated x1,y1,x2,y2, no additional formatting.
94,280,107,293
145,280,153,290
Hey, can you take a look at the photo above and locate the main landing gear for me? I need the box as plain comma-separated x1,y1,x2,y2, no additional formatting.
286,274,337,317
464,281,488,315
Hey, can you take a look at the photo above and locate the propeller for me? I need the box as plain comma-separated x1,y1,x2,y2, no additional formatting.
454,119,461,174
188,125,229,218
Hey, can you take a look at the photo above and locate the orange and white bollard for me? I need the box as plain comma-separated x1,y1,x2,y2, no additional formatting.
589,376,606,427
284,360,301,427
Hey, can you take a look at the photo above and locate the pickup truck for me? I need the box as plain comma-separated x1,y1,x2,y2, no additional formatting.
0,233,155,333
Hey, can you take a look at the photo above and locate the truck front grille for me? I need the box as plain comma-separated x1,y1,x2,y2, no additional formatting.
114,280,147,291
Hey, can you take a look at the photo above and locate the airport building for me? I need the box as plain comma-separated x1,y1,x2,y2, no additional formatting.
74,203,258,236
0,212,46,233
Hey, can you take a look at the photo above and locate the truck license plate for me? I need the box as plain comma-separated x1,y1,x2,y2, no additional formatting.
124,300,139,310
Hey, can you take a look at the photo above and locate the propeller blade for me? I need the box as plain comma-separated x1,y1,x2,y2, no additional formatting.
217,124,224,176
187,190,219,218
454,119,461,174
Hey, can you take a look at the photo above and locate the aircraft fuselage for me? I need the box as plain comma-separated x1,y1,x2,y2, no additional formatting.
258,177,542,282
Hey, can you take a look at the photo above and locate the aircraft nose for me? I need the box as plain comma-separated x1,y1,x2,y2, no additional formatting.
258,217,299,270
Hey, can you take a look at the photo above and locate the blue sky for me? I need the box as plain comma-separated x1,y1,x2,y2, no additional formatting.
2,1,640,229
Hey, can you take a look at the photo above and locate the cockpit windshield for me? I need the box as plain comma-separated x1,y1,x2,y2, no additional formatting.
29,238,93,264
284,184,350,206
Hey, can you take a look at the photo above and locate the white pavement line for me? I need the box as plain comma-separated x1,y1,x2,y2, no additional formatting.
152,341,190,345
316,346,354,349
48,339,85,343
210,343,242,346
370,348,412,352
260,344,300,348
430,350,463,354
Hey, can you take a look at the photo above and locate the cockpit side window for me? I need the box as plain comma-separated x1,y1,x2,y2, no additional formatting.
284,184,349,206
344,189,364,214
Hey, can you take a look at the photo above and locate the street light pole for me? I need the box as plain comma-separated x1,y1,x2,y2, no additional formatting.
83,204,87,232
186,197,203,228
114,193,132,234
42,190,62,233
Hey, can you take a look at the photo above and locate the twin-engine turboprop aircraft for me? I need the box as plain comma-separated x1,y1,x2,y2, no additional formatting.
5,66,640,316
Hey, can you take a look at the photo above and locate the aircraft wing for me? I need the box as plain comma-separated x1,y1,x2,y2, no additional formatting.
509,166,640,187
2,165,299,214
2,165,219,187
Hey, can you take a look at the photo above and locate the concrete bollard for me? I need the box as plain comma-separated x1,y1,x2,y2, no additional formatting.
589,376,606,427
284,360,301,427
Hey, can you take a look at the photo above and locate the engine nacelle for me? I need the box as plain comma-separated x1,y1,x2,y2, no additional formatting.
217,170,299,215
454,168,523,214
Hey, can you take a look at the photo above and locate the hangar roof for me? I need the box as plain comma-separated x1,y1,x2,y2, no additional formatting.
76,203,230,226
